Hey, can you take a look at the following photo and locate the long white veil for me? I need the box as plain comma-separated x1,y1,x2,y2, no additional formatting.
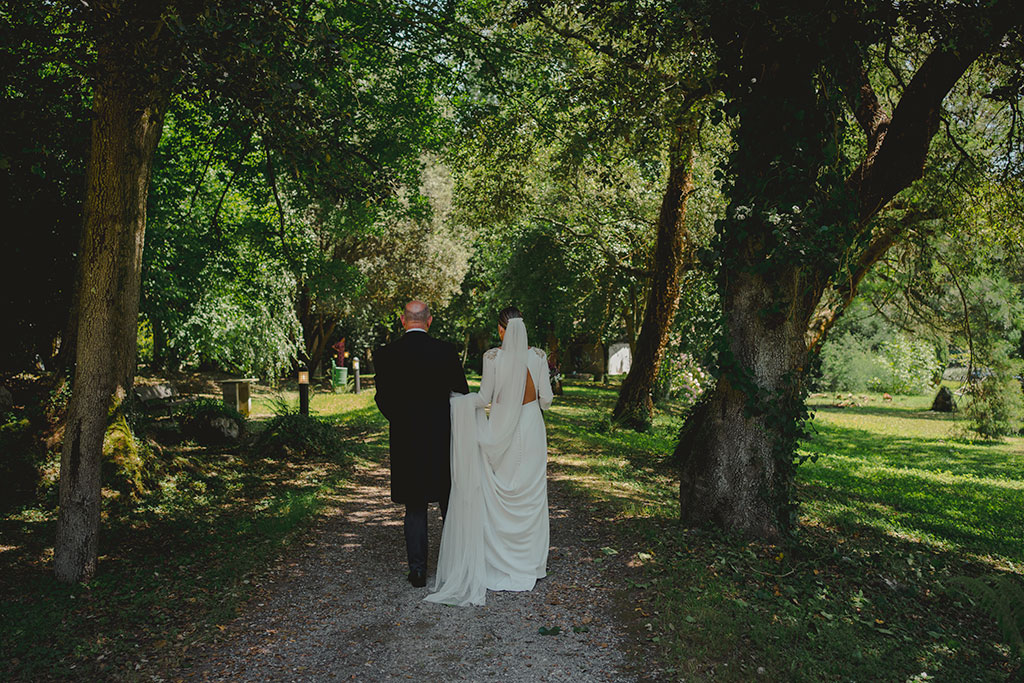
478,317,528,468
425,318,530,606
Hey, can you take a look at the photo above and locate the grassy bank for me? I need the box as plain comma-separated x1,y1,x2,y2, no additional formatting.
545,381,1022,681
0,390,383,682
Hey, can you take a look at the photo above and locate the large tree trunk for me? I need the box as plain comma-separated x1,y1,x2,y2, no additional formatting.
54,53,167,583
678,268,814,537
612,119,697,430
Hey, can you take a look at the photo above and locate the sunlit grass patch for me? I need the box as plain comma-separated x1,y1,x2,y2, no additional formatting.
545,380,1022,681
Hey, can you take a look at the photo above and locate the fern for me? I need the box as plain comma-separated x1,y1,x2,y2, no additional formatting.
951,574,1024,660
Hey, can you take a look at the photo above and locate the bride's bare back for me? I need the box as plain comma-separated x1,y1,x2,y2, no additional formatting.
523,370,537,404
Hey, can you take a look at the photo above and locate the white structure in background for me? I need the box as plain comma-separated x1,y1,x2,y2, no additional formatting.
608,342,632,375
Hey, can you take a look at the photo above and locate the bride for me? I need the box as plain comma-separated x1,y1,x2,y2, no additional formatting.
425,307,553,606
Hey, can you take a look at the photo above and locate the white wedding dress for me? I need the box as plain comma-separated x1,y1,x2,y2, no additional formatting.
424,318,553,606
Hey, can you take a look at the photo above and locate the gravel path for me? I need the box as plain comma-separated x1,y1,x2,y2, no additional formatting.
176,460,635,682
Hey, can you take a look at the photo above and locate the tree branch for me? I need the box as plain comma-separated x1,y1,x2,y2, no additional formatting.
805,206,939,351
262,136,289,256
842,63,888,152
849,36,992,223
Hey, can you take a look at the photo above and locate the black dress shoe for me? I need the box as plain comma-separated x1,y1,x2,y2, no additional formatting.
408,569,426,588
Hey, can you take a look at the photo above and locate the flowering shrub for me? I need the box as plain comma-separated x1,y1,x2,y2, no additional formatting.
654,352,712,409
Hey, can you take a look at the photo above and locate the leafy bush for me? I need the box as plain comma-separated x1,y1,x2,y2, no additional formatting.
176,398,246,445
963,375,1024,440
869,332,941,395
817,332,884,393
252,413,347,460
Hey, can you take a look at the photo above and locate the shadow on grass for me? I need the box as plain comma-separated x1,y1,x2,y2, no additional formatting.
803,421,1022,480
543,385,1021,680
0,432,361,682
810,403,958,422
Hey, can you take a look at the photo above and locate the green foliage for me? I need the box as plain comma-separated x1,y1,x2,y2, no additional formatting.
252,413,346,460
964,374,1024,440
817,332,883,393
869,333,941,395
136,318,154,366
653,351,711,408
0,3,91,371
176,398,246,445
950,574,1024,662
178,255,301,381
818,320,942,396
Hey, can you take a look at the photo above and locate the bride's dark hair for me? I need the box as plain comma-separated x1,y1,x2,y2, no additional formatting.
498,306,523,328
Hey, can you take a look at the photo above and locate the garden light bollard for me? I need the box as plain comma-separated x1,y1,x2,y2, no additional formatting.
353,357,360,394
298,367,310,416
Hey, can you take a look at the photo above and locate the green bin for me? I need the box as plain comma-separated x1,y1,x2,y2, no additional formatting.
331,366,348,393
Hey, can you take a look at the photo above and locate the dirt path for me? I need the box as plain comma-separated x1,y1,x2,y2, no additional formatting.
176,460,634,682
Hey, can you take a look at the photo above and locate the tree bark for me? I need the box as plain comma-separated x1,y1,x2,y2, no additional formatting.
612,118,697,430
678,268,812,538
54,46,167,583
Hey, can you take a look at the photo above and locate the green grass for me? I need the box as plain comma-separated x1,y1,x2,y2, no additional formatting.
0,391,385,682
4,379,1021,681
802,394,1024,567
543,382,1022,681
250,386,379,419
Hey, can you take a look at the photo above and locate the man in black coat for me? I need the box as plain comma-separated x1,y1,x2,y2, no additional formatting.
373,300,469,587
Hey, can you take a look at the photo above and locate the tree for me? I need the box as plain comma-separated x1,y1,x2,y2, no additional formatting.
675,0,1023,537
437,2,722,397
516,1,721,429
611,119,699,429
54,0,449,582
55,0,180,583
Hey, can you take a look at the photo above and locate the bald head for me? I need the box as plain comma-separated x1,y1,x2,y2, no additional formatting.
401,300,432,331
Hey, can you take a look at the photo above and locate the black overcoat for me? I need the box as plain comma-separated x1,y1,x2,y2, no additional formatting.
373,331,469,504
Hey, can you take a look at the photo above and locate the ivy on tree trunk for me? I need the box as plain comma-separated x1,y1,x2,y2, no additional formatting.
675,1,1019,538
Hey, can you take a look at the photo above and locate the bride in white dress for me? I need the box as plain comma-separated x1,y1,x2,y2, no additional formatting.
425,307,553,606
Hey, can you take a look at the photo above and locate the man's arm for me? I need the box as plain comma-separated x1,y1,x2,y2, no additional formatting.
373,347,393,419
449,344,469,395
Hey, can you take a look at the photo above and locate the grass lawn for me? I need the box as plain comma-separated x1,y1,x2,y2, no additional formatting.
543,381,1022,681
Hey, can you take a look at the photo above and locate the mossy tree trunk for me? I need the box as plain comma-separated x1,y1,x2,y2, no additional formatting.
612,118,698,430
54,6,170,583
